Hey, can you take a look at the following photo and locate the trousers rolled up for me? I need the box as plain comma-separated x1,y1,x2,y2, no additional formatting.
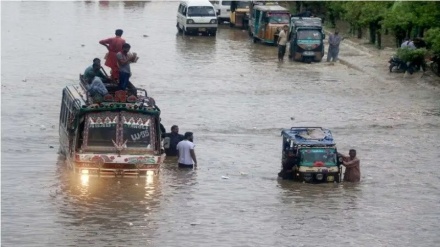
327,46,339,62
278,45,286,60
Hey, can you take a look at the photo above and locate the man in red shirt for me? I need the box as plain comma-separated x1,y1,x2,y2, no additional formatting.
99,29,125,80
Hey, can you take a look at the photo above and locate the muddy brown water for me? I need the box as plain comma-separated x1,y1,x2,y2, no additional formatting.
2,2,440,247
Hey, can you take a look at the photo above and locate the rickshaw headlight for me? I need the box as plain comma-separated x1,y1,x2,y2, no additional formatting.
316,174,324,180
303,173,312,182
187,19,194,24
210,19,217,24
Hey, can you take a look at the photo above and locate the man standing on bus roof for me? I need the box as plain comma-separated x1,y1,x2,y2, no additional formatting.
99,29,125,80
116,43,137,91
277,25,289,62
176,132,197,169
338,149,360,182
84,58,108,83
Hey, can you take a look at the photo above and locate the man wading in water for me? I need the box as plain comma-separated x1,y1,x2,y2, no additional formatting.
338,149,360,182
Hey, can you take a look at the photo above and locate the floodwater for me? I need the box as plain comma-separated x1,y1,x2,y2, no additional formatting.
2,1,440,247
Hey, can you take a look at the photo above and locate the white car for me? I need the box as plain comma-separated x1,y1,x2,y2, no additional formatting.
177,0,218,36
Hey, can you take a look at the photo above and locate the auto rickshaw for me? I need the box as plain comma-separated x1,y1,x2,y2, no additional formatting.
230,1,250,29
279,127,343,183
248,2,290,45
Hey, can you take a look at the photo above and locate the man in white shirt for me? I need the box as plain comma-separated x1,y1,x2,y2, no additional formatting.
277,25,289,62
401,38,416,50
176,132,197,168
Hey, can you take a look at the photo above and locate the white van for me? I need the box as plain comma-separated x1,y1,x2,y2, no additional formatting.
210,1,231,23
176,0,218,36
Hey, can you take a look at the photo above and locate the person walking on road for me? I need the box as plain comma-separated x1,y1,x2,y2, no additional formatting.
176,132,197,169
327,29,343,62
277,25,289,62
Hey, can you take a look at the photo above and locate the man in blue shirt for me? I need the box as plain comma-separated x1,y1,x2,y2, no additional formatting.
88,76,108,98
163,125,184,157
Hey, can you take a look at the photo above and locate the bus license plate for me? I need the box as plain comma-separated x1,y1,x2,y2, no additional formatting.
199,28,206,32
327,176,334,182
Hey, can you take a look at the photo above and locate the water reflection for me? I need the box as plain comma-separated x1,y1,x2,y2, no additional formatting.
53,155,162,242
98,1,109,8
161,159,198,191
123,0,147,9
276,178,362,210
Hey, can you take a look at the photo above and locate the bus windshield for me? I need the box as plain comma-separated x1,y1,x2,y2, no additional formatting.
86,121,118,147
299,148,337,167
122,114,153,149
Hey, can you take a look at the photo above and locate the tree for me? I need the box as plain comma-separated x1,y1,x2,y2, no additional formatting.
357,2,392,48
425,28,440,54
342,2,364,38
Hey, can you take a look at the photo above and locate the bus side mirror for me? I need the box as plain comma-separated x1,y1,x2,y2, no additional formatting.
322,33,326,39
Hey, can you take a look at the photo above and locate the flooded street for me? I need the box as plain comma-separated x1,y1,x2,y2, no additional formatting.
2,1,440,246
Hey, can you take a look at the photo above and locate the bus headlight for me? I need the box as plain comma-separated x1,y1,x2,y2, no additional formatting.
210,19,217,24
187,19,194,24
81,169,89,174
146,170,155,176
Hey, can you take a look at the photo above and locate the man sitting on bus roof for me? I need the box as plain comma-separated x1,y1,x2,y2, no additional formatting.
84,58,109,84
87,76,109,101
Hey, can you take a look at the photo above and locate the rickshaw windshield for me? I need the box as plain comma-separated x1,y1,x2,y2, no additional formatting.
188,6,216,17
298,30,322,40
237,2,249,8
268,13,290,24
299,148,337,167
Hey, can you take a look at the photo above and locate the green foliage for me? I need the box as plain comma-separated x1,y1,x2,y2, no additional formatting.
396,48,428,62
425,28,440,54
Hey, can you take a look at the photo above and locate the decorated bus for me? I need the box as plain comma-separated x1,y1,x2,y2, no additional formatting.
59,76,165,177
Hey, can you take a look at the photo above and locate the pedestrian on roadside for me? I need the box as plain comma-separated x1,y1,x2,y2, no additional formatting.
400,37,416,50
338,149,360,182
277,25,289,62
99,29,126,80
176,132,197,168
327,29,343,62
